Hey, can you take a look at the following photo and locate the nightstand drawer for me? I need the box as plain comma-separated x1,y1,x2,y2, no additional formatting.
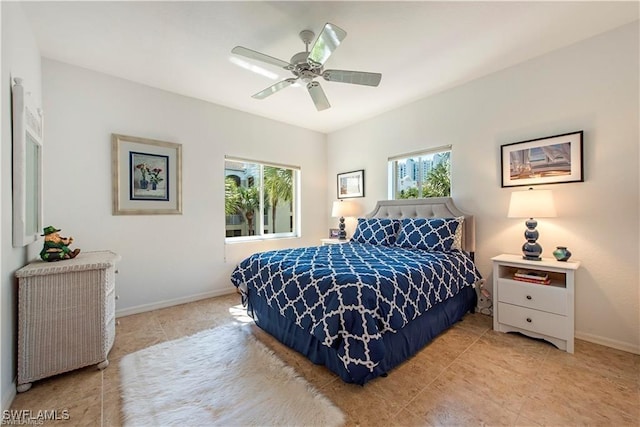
497,302,569,339
497,279,567,315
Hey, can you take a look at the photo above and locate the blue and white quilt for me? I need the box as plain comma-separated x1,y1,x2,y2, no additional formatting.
230,242,481,382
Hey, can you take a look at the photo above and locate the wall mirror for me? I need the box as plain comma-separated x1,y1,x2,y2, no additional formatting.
12,77,43,247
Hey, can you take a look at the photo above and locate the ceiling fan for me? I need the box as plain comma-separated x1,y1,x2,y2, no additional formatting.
231,23,382,111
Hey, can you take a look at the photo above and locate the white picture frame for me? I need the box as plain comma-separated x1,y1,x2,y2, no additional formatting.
12,77,43,247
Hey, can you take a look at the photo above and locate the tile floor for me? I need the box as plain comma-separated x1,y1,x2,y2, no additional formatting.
9,293,640,426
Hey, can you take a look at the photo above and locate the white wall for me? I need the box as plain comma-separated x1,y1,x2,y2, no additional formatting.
327,22,639,353
2,9,637,413
41,59,327,314
1,2,42,410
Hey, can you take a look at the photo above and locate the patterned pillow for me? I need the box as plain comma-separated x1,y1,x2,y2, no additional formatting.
395,217,462,252
452,216,464,250
351,218,401,246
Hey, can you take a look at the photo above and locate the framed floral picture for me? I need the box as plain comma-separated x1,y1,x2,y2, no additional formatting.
130,151,169,201
112,134,182,215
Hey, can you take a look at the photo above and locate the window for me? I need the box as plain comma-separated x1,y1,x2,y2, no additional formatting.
388,146,451,199
225,157,299,240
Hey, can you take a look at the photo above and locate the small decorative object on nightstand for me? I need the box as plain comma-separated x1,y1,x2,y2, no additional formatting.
507,187,557,261
15,251,120,392
553,246,572,262
492,254,580,353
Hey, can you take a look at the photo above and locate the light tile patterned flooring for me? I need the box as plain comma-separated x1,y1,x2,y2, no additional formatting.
10,293,640,426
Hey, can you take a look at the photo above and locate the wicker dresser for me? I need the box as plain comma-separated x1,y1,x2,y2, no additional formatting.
15,250,120,392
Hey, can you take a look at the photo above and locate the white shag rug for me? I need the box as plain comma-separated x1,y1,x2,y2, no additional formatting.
119,323,345,427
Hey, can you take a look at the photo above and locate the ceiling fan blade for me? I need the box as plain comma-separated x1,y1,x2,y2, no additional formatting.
307,23,347,68
307,81,330,111
252,78,297,99
323,70,382,87
232,46,292,70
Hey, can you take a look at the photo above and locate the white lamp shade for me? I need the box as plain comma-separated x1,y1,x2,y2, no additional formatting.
332,200,359,218
508,188,557,218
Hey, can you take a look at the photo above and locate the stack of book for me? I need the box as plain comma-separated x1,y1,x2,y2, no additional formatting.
513,269,550,285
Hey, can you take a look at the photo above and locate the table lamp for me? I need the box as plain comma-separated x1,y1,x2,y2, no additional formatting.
331,200,359,240
507,187,556,261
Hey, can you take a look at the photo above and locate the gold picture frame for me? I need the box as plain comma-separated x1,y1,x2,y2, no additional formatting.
112,134,182,215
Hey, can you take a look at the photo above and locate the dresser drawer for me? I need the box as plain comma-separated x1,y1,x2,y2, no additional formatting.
105,317,116,354
105,287,116,324
497,302,569,339
105,267,116,294
497,279,567,315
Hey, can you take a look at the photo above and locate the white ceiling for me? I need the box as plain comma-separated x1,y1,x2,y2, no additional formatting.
21,1,639,134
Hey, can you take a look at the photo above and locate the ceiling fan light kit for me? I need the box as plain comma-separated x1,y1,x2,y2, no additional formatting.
231,22,382,111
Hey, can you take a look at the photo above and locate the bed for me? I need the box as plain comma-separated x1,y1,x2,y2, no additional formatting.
230,197,481,385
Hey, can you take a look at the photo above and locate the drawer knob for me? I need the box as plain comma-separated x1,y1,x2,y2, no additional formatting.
115,295,120,300
526,317,532,323
526,295,532,300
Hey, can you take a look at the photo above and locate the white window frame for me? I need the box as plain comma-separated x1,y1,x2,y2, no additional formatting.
388,145,452,200
225,156,300,242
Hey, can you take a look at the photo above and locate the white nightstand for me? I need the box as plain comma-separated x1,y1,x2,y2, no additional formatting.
491,254,580,353
321,238,349,246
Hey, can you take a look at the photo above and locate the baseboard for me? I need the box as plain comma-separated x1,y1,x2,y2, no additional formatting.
2,380,16,413
575,331,640,355
115,288,238,318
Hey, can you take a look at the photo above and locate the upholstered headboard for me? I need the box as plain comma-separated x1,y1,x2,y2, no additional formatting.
366,197,476,254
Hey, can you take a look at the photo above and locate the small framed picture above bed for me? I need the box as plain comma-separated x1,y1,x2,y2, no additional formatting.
329,228,340,238
501,131,583,187
337,169,364,199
